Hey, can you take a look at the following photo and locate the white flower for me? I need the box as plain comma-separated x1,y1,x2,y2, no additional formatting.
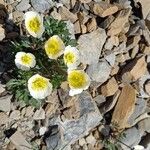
64,45,80,71
44,35,65,59
28,74,52,99
133,145,144,150
15,52,36,71
24,11,45,38
68,70,90,96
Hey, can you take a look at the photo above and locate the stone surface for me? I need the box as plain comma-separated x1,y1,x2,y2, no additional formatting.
87,60,111,83
46,92,102,150
85,134,96,146
16,0,31,11
119,127,142,150
77,28,107,65
10,110,20,120
127,98,147,127
31,0,53,13
10,131,32,150
107,8,131,36
122,56,147,82
93,1,118,17
33,108,45,120
0,95,12,112
0,26,5,41
105,53,116,67
59,6,78,23
0,112,9,125
100,77,118,97
138,118,150,134
0,84,5,95
112,85,136,129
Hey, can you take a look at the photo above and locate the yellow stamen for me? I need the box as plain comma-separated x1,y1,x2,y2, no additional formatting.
68,70,87,89
31,77,48,91
64,52,75,64
27,17,40,33
21,54,32,65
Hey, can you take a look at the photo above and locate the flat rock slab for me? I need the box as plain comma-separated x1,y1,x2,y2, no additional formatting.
46,92,102,150
10,131,32,150
87,60,111,83
31,0,53,13
0,95,12,112
77,28,107,65
111,85,136,129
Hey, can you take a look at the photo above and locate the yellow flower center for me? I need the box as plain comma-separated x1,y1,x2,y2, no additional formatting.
21,54,32,65
64,52,75,64
28,17,41,33
31,77,48,91
45,38,62,57
68,70,87,89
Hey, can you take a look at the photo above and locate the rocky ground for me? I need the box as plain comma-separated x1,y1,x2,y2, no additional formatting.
0,0,150,150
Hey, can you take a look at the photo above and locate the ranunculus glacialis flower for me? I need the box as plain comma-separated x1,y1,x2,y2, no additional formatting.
28,74,53,99
24,11,45,38
15,52,36,71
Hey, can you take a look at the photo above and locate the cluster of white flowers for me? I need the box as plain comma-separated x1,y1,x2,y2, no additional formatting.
15,11,90,100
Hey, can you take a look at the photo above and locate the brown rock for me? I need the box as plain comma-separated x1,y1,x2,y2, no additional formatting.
100,77,118,97
10,131,32,150
141,46,150,55
80,0,92,3
93,2,118,17
144,80,150,96
0,112,9,125
111,85,136,129
59,6,78,23
86,18,97,32
74,21,81,34
122,56,147,82
107,8,131,36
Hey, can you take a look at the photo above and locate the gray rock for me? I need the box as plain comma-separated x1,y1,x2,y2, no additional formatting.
128,98,147,127
46,92,102,150
16,0,31,11
138,118,150,135
119,127,142,150
87,60,111,83
105,53,116,67
0,95,12,112
31,0,53,13
77,28,107,65
65,21,75,39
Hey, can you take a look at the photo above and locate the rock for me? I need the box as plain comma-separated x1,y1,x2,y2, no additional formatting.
93,95,106,106
127,98,147,127
77,28,107,65
0,95,12,112
79,138,86,146
74,21,81,34
59,6,78,23
86,18,97,32
10,131,32,150
133,145,144,150
143,26,150,46
138,118,150,135
105,53,116,67
80,0,92,3
10,110,20,120
0,26,5,41
100,77,118,97
107,8,131,36
16,0,31,11
144,80,150,96
87,60,111,83
86,134,96,146
25,106,34,117
121,56,147,82
33,108,45,120
119,127,142,150
39,127,47,136
112,85,136,129
0,84,5,95
136,0,150,19
92,1,118,17
31,0,53,13
46,92,102,150
65,20,75,39
0,112,9,125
